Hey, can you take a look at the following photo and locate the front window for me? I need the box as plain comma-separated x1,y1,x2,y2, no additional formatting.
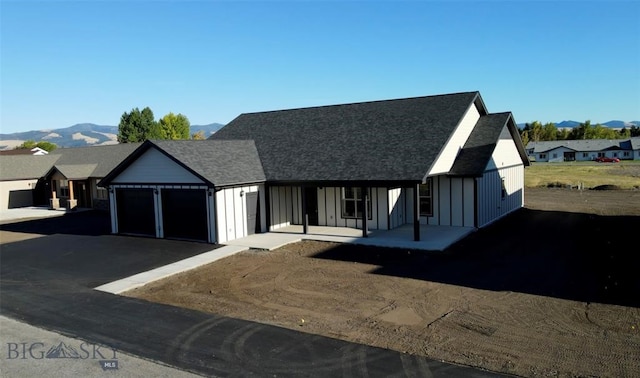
60,180,69,197
419,179,433,216
341,187,372,219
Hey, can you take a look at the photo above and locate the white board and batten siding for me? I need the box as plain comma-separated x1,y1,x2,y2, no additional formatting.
477,127,525,227
316,187,388,230
388,187,408,229
419,176,475,228
268,186,302,230
269,186,389,231
112,148,204,184
428,104,481,176
216,185,265,244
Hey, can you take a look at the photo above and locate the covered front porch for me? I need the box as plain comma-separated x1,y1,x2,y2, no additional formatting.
224,224,475,252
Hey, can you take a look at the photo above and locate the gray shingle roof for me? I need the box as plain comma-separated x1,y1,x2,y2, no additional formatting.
210,92,483,182
150,140,265,186
449,112,517,177
0,143,141,181
0,155,61,180
50,143,141,177
526,139,623,153
51,164,99,179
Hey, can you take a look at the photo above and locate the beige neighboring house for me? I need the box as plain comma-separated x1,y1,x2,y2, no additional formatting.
0,154,60,210
0,144,140,211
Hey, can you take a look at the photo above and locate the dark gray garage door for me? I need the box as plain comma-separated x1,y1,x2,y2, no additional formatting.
116,188,156,236
161,189,208,242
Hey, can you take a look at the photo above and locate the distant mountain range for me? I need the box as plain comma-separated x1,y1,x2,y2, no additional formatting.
0,123,225,150
2,120,639,150
517,120,640,129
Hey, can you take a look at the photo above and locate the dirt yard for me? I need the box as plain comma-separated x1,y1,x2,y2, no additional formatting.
124,188,640,377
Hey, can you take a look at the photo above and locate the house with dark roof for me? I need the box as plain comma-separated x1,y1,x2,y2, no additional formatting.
0,154,60,210
100,91,530,245
526,138,640,162
0,144,140,211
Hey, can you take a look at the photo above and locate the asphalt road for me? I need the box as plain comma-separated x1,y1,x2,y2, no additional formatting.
0,211,507,377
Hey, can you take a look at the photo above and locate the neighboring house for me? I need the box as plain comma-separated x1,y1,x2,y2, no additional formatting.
0,154,60,210
0,143,140,211
100,91,530,245
526,138,640,162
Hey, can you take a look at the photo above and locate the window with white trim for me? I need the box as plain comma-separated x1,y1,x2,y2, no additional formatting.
419,178,433,216
341,187,372,219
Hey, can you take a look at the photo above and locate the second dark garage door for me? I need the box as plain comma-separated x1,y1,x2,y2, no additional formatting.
161,189,208,242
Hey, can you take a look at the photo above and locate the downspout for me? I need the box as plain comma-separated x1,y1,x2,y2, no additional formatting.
361,186,368,238
413,183,420,241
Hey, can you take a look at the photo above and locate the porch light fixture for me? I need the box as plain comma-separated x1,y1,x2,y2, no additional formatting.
239,190,244,197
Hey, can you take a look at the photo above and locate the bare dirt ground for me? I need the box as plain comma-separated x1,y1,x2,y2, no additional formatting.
124,188,640,377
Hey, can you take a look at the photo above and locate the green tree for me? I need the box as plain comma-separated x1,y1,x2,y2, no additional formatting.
542,122,557,141
618,127,631,139
158,112,190,140
16,140,57,152
569,120,591,140
191,130,206,140
556,127,570,140
117,107,160,143
527,121,543,142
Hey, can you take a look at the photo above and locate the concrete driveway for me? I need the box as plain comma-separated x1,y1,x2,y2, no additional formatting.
0,210,506,377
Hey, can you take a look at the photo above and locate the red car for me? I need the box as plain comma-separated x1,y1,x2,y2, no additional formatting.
595,157,620,163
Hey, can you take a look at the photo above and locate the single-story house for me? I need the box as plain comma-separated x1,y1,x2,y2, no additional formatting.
0,154,60,210
100,91,530,245
0,143,140,211
42,143,141,211
526,138,640,162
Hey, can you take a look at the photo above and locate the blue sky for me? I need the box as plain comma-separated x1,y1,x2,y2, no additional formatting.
1,0,639,134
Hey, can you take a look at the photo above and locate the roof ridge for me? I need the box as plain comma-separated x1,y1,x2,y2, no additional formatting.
237,91,480,117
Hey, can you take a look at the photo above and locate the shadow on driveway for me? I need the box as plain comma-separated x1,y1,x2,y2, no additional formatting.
0,210,111,236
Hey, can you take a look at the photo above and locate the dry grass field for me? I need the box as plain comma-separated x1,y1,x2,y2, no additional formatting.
525,160,640,189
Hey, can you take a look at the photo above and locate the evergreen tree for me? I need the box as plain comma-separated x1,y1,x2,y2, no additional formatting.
117,107,159,143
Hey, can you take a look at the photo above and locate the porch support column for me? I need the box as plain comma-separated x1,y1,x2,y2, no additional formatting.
301,186,308,234
69,180,75,201
413,184,420,241
49,179,60,210
67,180,77,210
361,186,368,237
